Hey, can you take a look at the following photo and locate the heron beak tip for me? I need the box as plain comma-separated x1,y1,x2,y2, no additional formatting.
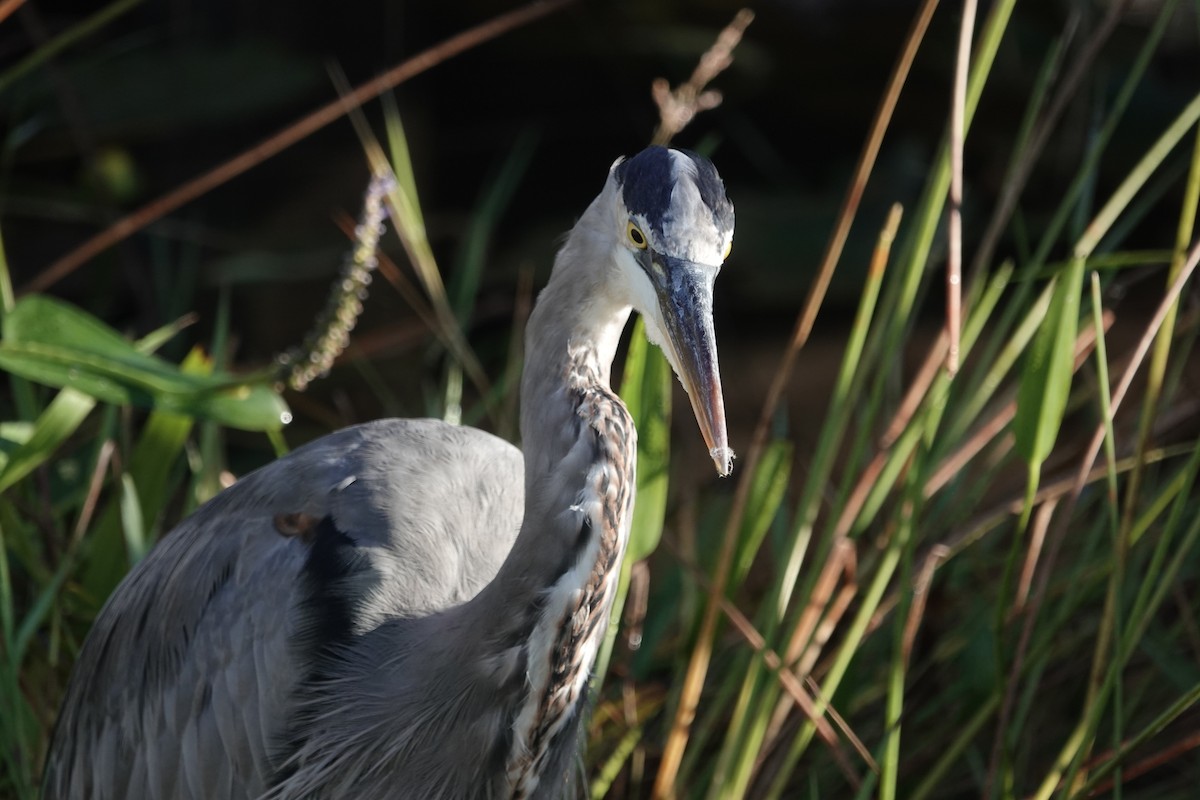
711,446,735,477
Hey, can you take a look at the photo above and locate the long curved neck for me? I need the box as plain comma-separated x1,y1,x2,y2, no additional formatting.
465,223,637,794
475,228,634,619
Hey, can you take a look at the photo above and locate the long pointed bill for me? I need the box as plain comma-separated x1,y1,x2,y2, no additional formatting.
648,253,733,476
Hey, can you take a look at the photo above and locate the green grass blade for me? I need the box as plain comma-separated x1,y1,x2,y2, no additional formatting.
0,0,146,94
718,204,898,797
450,130,538,323
80,350,207,599
879,482,920,800
12,558,72,667
375,99,497,420
1075,90,1200,259
1065,682,1200,800
0,296,289,431
1012,256,1089,513
590,724,645,799
119,473,147,566
1013,255,1084,524
381,98,450,311
0,501,15,655
733,440,792,587
134,313,199,356
0,388,95,494
621,318,673,564
1083,270,1125,791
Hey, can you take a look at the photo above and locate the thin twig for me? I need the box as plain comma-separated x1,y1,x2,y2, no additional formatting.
1079,727,1200,797
0,0,26,26
900,544,948,665
1012,497,1056,615
650,9,755,146
946,0,976,374
834,329,949,541
70,439,115,552
883,331,949,448
22,0,576,295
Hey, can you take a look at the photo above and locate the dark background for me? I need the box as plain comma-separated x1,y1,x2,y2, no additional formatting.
3,0,1198,474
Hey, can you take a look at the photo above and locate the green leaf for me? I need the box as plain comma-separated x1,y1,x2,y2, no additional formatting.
732,439,792,587
621,317,673,563
1014,255,1085,503
182,378,292,432
119,473,146,565
449,129,538,323
382,98,442,304
0,423,34,474
0,388,95,493
11,557,71,667
81,348,207,600
4,295,144,359
0,296,289,431
134,312,198,355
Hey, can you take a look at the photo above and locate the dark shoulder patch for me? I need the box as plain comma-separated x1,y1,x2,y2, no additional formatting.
273,515,368,784
614,146,674,233
293,515,364,668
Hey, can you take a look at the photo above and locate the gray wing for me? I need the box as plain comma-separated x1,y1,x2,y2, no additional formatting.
42,418,524,800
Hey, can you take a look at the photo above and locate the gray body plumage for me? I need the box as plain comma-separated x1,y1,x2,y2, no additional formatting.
43,146,734,799
45,419,527,798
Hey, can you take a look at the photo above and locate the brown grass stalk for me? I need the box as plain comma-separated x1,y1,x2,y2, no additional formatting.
946,0,977,374
0,0,26,25
900,544,948,666
1078,729,1200,797
761,539,856,745
1012,497,1057,616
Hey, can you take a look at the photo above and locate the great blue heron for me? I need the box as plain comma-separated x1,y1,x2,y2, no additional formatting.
43,145,735,799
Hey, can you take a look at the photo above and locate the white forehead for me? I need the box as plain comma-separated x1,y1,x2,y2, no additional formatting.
658,151,728,266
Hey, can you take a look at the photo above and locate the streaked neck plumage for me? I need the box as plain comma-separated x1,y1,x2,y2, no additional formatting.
467,190,638,797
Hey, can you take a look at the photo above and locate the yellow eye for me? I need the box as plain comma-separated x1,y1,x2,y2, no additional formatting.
724,240,733,260
627,221,648,249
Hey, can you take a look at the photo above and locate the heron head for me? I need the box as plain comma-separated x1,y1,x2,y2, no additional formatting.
606,146,735,476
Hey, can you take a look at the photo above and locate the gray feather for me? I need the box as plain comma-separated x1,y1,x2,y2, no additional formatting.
43,419,523,799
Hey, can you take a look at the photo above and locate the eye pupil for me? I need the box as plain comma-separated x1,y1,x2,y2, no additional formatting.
628,223,646,247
